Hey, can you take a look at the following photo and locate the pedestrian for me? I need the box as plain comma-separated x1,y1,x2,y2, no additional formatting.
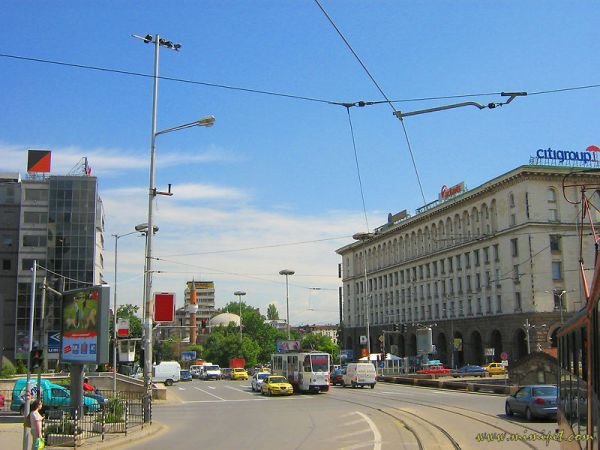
24,399,45,449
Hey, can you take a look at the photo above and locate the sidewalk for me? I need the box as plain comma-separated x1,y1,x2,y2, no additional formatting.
0,387,181,449
0,418,165,450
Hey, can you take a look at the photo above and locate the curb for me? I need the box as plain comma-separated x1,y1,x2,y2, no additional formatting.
81,422,167,449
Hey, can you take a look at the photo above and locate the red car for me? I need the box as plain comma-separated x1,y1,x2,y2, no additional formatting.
417,364,452,375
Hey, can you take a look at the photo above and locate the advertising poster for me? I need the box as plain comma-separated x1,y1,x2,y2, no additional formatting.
61,286,105,363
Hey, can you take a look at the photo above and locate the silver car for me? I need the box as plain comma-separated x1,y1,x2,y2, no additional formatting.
251,372,270,392
505,385,558,421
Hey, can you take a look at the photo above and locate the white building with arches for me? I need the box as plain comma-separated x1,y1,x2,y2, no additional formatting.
336,164,600,365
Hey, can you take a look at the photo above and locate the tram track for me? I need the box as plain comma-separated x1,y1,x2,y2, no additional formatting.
327,386,544,449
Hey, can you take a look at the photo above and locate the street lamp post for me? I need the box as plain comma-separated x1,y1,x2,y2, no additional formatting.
234,291,246,341
353,232,376,356
134,33,215,411
112,230,139,397
279,270,295,339
524,318,534,354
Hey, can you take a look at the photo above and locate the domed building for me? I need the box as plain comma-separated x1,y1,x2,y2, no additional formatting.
209,312,240,328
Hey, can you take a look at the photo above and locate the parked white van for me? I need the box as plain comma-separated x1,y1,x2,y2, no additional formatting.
153,361,181,386
342,363,377,389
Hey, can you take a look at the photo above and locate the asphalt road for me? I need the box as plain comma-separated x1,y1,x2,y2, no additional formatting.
127,379,560,450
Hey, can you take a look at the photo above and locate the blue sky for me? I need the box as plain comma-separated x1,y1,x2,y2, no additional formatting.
1,2,598,325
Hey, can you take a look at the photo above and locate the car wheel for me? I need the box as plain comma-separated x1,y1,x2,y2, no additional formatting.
505,402,513,417
351,381,356,388
525,407,534,421
165,379,173,386
261,389,265,396
268,390,272,397
370,384,375,389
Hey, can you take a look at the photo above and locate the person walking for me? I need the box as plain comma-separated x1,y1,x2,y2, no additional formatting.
25,399,44,449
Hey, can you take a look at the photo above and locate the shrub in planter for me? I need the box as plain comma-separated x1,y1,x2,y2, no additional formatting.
105,399,125,423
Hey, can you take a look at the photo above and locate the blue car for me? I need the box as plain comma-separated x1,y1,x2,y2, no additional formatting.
452,364,487,377
180,370,193,381
505,385,558,421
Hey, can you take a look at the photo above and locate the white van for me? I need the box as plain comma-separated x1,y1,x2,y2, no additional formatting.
200,364,222,380
342,363,377,389
153,361,181,386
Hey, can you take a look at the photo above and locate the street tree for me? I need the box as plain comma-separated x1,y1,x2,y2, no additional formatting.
301,333,339,362
267,303,279,320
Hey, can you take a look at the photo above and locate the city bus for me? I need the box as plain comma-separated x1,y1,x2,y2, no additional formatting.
271,352,330,393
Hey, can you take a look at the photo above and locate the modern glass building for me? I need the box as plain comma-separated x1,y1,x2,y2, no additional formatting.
0,172,105,366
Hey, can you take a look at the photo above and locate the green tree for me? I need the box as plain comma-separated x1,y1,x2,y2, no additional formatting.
267,304,279,320
301,334,339,362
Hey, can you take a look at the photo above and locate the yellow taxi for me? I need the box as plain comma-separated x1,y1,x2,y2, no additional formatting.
260,375,294,396
484,362,507,375
230,368,249,380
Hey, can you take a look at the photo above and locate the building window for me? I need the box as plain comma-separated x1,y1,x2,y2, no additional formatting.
496,295,502,313
468,298,473,315
495,269,501,287
476,273,481,290
448,257,453,273
477,297,482,315
548,188,559,221
485,271,491,287
509,193,515,208
483,247,490,264
486,296,492,313
515,292,522,311
23,211,48,224
2,259,10,270
456,255,461,270
474,249,480,266
432,261,438,277
23,235,47,247
493,244,499,262
464,252,470,269
550,235,561,252
511,238,519,257
552,261,563,280
513,264,520,283
466,275,472,292
24,189,48,201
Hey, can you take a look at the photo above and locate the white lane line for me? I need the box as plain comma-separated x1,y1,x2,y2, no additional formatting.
183,398,268,403
355,411,382,450
193,386,226,400
224,385,251,393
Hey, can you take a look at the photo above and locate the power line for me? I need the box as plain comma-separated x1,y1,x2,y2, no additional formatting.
313,0,427,206
1,52,598,108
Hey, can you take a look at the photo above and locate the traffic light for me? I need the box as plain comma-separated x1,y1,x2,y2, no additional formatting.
30,348,43,370
201,319,207,332
393,323,399,332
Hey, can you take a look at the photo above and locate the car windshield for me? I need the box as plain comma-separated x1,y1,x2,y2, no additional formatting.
269,377,287,384
258,373,268,380
532,386,557,397
205,366,219,370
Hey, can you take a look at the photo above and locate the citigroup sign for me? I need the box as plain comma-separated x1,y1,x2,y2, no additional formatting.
535,145,600,164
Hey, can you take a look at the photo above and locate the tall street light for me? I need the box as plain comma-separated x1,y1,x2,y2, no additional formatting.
112,229,141,397
234,291,246,341
353,232,376,356
279,270,295,339
134,33,215,406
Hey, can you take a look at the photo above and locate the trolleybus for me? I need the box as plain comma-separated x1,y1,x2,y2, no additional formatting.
271,352,330,393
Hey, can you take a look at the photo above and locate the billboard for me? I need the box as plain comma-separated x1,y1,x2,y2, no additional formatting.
27,149,51,173
154,292,175,322
60,285,110,364
276,340,301,352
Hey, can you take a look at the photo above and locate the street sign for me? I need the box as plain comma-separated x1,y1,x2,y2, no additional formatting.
359,335,367,345
47,332,61,354
500,351,509,360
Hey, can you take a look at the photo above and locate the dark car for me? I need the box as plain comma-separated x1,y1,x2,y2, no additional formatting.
452,364,487,377
505,385,558,421
331,368,345,386
180,370,193,381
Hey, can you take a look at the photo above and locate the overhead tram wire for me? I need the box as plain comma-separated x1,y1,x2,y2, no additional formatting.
1,53,599,108
313,0,428,206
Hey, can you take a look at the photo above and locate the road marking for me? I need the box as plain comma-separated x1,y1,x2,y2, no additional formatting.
355,411,382,450
224,385,249,393
182,398,268,403
193,386,226,400
178,387,186,391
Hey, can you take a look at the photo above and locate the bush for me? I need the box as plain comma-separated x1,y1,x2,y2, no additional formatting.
105,399,125,423
0,358,16,378
16,360,27,374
